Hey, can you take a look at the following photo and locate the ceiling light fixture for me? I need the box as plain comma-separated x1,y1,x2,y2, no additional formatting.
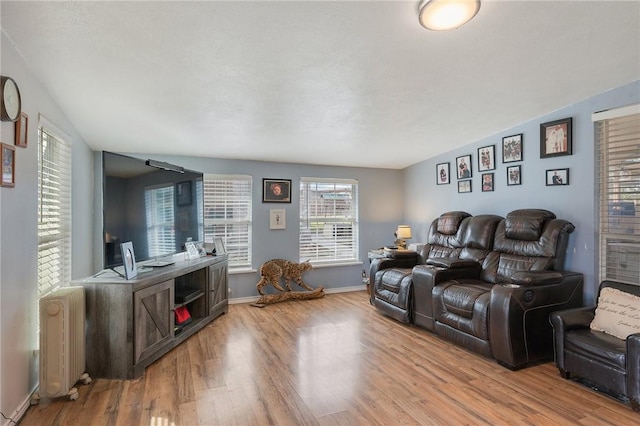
418,0,481,31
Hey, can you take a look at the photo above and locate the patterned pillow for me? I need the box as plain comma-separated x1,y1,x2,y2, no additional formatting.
590,287,640,340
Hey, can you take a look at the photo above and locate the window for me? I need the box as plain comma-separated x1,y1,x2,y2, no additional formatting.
595,105,640,285
37,125,72,298
145,184,176,257
203,174,252,269
300,177,359,264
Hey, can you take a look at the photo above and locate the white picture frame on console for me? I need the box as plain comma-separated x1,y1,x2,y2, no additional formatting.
120,241,138,280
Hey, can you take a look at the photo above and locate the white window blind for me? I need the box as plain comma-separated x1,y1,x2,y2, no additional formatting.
38,126,72,298
595,106,640,285
203,174,252,269
300,177,359,264
145,184,176,257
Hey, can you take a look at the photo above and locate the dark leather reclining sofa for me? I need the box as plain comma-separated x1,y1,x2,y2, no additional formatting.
369,209,584,370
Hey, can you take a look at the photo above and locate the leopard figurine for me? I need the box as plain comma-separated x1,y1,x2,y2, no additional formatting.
256,259,314,295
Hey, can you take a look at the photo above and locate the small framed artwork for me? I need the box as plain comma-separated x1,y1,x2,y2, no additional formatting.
456,155,472,179
214,237,227,255
436,162,450,185
458,180,472,193
263,178,291,203
15,112,28,148
502,133,522,163
546,168,569,186
176,181,192,206
1,143,15,188
185,241,201,259
507,165,521,186
481,173,494,192
270,208,286,230
540,117,572,158
477,145,495,171
120,241,138,280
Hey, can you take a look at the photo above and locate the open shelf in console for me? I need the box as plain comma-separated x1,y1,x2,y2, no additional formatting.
174,267,208,335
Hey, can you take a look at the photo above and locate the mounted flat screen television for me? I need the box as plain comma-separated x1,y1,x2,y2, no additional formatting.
102,151,204,269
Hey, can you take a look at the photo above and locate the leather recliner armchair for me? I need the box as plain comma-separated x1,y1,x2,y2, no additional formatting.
368,211,471,323
550,280,640,412
412,213,502,331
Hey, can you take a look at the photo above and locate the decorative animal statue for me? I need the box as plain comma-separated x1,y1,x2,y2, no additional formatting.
256,259,314,295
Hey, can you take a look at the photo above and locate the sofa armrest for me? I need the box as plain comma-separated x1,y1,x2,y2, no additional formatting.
549,306,595,331
628,333,640,410
489,271,584,369
511,271,564,286
548,306,594,374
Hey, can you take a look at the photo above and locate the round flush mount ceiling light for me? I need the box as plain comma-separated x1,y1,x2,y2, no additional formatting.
418,0,481,31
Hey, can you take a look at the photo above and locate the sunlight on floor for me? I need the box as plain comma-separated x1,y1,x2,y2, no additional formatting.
150,417,175,426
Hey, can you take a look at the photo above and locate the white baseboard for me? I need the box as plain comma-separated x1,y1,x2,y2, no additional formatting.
228,284,366,305
3,389,35,426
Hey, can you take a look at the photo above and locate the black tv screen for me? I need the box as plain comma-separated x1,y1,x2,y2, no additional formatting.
102,151,204,268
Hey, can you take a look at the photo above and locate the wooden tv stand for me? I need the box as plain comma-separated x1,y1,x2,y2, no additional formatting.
74,255,228,379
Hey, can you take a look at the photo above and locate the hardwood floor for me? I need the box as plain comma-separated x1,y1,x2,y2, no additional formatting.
21,291,637,425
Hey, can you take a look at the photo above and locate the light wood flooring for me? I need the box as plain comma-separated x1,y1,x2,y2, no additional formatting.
21,291,637,425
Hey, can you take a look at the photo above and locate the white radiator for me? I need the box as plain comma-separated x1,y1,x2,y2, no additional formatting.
36,286,91,402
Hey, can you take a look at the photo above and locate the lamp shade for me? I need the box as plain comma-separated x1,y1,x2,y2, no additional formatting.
396,225,412,239
418,0,481,31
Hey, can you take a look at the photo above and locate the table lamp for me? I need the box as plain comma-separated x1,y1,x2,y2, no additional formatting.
395,225,412,250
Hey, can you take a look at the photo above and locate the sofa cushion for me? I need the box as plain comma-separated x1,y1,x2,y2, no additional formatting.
442,283,490,319
590,287,640,340
504,209,556,241
565,328,626,370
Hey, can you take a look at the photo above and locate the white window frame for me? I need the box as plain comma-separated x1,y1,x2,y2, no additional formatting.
203,174,252,270
594,104,640,285
37,120,72,298
300,177,359,265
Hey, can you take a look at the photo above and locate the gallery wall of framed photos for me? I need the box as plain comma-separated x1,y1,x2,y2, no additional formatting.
436,117,572,194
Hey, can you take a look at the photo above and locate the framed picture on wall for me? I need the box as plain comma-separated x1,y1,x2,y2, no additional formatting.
481,173,494,192
477,145,495,171
270,208,286,230
502,133,522,163
507,165,521,186
546,168,569,186
15,112,28,148
1,143,15,188
540,117,572,158
456,155,472,179
436,162,450,185
458,180,471,193
263,178,291,203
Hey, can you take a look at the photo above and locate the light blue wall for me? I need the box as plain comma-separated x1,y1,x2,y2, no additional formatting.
404,80,640,304
1,32,94,423
102,155,405,298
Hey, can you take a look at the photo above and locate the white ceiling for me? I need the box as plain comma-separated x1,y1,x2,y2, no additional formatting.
2,1,639,169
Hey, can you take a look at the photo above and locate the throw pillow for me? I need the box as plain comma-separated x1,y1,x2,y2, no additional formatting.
590,287,640,340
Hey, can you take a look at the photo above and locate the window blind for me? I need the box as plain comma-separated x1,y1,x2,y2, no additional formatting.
595,107,640,285
203,174,252,269
37,126,72,298
300,177,359,264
